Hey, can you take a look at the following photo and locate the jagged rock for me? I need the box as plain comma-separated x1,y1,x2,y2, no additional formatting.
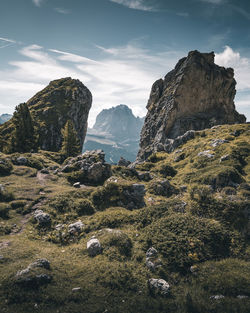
210,295,225,300
87,238,102,257
68,221,84,234
145,247,162,272
26,78,91,151
137,50,246,160
123,184,146,209
197,150,215,158
62,150,111,185
137,171,152,181
211,139,229,147
148,278,170,296
16,157,28,165
148,179,177,197
117,157,131,167
33,210,51,227
220,154,230,162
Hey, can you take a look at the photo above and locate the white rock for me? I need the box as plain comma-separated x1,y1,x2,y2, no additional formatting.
87,238,102,257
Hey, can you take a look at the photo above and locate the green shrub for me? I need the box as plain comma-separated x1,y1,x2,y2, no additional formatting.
10,200,28,210
0,188,14,202
0,203,10,218
101,231,133,257
157,163,177,177
141,214,234,272
0,157,13,175
73,199,95,216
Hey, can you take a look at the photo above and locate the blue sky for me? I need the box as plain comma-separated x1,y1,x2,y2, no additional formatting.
0,0,250,125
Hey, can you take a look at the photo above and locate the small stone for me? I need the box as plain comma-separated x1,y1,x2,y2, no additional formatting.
148,278,170,296
190,265,198,273
72,287,81,292
73,182,81,188
237,295,249,299
220,154,229,162
33,210,51,227
68,221,84,234
210,295,225,300
87,238,102,257
146,247,158,258
16,157,28,165
210,139,228,147
197,150,214,158
30,258,50,270
137,171,152,181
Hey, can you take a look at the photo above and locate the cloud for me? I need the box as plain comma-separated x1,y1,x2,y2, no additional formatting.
32,0,44,7
199,0,225,4
0,37,17,49
0,43,183,126
54,7,70,14
215,46,250,90
176,12,189,17
109,0,156,12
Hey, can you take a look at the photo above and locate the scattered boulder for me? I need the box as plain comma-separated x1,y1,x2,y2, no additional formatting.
148,278,170,296
220,154,230,162
123,184,146,209
87,238,102,257
33,210,51,227
73,182,81,188
137,171,152,181
72,287,82,292
210,295,225,300
62,150,111,185
146,247,162,272
68,221,84,234
197,150,214,158
117,157,131,167
147,179,177,197
211,139,228,147
16,157,28,166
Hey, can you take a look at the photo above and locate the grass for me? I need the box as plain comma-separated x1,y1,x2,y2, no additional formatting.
0,123,249,313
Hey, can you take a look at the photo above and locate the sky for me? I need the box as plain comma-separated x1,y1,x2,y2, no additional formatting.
0,0,250,126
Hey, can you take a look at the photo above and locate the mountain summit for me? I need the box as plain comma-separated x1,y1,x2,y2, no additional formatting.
137,50,246,160
84,105,144,163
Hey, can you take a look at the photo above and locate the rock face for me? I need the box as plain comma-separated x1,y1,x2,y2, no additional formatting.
27,77,92,151
137,50,246,160
84,105,144,163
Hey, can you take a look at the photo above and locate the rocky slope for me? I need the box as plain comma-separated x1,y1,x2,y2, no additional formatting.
0,114,12,125
0,78,92,152
0,123,249,313
84,105,144,163
137,50,246,160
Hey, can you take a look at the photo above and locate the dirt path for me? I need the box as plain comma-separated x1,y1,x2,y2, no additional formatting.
36,171,48,186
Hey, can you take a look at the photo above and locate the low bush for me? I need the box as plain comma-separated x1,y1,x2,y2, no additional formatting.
0,203,10,218
0,157,13,176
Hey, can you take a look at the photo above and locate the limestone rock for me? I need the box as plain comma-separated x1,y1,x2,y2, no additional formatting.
117,157,131,167
148,278,170,296
27,77,92,151
87,238,102,257
68,221,84,234
137,50,246,160
62,150,111,185
33,210,51,227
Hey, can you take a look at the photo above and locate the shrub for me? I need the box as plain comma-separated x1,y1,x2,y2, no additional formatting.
10,200,28,210
0,157,13,176
73,199,95,216
101,231,133,257
0,188,14,202
158,163,177,177
0,203,10,218
141,214,234,272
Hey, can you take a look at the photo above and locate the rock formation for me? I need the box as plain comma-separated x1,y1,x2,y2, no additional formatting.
84,104,144,163
26,77,92,151
137,50,246,160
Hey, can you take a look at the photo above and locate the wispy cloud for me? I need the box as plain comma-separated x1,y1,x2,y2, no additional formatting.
54,7,70,15
0,37,18,49
32,0,44,7
230,5,250,20
199,0,225,4
109,0,156,12
0,43,183,125
176,12,189,17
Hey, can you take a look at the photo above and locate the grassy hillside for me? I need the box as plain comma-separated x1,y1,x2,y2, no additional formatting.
0,123,249,313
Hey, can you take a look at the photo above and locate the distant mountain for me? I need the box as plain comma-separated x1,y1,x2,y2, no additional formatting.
83,105,144,163
0,114,12,124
